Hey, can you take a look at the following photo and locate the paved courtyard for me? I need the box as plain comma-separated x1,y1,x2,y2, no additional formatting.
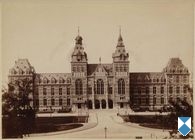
30,109,170,139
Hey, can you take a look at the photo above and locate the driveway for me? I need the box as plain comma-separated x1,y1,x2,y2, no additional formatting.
30,109,170,139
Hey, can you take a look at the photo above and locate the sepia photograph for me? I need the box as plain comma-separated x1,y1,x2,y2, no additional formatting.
1,0,194,139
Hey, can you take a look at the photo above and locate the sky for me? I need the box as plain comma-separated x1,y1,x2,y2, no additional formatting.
1,0,194,84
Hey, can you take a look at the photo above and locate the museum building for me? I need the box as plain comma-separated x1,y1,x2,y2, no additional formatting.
8,33,191,112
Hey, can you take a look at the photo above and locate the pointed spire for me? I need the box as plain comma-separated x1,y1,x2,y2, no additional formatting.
78,26,80,36
118,25,123,42
99,57,101,64
117,26,124,47
75,26,82,45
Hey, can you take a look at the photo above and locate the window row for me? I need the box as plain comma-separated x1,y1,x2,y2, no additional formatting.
72,66,85,72
43,98,71,106
133,78,166,83
115,65,128,72
168,86,187,94
41,77,71,84
169,75,188,83
43,87,70,95
131,86,165,94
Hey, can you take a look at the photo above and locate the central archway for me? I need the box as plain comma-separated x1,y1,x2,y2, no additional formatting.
88,100,93,109
101,99,106,109
108,99,113,109
95,100,100,109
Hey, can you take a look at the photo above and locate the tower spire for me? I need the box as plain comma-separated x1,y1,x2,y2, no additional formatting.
119,25,121,36
118,25,123,42
99,57,101,64
75,26,82,45
78,26,80,36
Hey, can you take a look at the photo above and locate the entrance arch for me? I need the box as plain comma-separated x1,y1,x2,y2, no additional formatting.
101,99,106,109
88,100,93,109
95,100,100,109
108,99,113,109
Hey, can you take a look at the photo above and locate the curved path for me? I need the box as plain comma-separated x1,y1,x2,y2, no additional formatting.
30,110,170,139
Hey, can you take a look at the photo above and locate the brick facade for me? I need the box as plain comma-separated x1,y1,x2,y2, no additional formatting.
8,33,191,112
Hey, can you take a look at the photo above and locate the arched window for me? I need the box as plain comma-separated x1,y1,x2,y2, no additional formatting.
59,98,62,106
59,77,64,83
176,76,179,83
43,77,48,84
51,98,55,106
118,79,125,94
26,68,30,74
43,99,47,106
19,69,23,75
75,79,83,95
51,77,56,83
97,79,104,94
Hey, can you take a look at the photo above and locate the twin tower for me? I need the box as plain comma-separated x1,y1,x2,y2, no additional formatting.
70,30,130,109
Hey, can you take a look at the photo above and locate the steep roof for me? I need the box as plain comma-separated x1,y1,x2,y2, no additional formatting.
87,63,113,76
35,73,71,84
130,72,166,83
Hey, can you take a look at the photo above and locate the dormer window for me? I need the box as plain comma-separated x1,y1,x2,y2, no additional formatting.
11,69,15,75
26,68,30,74
43,77,48,84
51,77,56,83
19,69,23,75
59,77,64,83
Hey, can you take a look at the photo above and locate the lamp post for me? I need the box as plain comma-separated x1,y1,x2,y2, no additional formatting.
160,110,164,132
104,126,107,138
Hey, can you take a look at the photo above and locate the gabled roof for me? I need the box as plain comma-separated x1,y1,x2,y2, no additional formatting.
35,73,71,84
87,63,113,76
130,72,166,83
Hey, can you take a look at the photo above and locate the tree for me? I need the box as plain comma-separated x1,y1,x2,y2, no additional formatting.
2,78,35,138
167,99,193,139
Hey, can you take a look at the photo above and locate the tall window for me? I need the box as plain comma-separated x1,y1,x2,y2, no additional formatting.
118,79,125,94
108,87,112,94
161,87,164,94
43,99,47,106
153,97,156,105
176,87,180,94
169,86,173,94
67,98,70,106
59,98,62,106
146,87,149,94
67,87,70,95
36,99,39,106
183,86,187,93
51,98,55,106
161,97,164,104
97,79,104,94
43,87,47,95
153,87,156,94
146,98,149,105
59,87,62,95
183,76,187,83
176,76,179,83
138,87,141,95
51,87,54,95
75,79,83,95
88,87,92,94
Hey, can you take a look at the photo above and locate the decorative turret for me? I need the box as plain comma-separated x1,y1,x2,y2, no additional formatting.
163,58,189,74
71,28,87,62
112,28,129,62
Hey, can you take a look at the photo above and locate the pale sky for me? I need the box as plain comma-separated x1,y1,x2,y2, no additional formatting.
1,0,194,84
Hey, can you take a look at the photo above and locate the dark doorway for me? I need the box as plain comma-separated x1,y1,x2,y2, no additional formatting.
95,100,100,109
88,100,93,109
101,99,106,109
78,103,81,109
108,99,113,109
120,103,124,108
